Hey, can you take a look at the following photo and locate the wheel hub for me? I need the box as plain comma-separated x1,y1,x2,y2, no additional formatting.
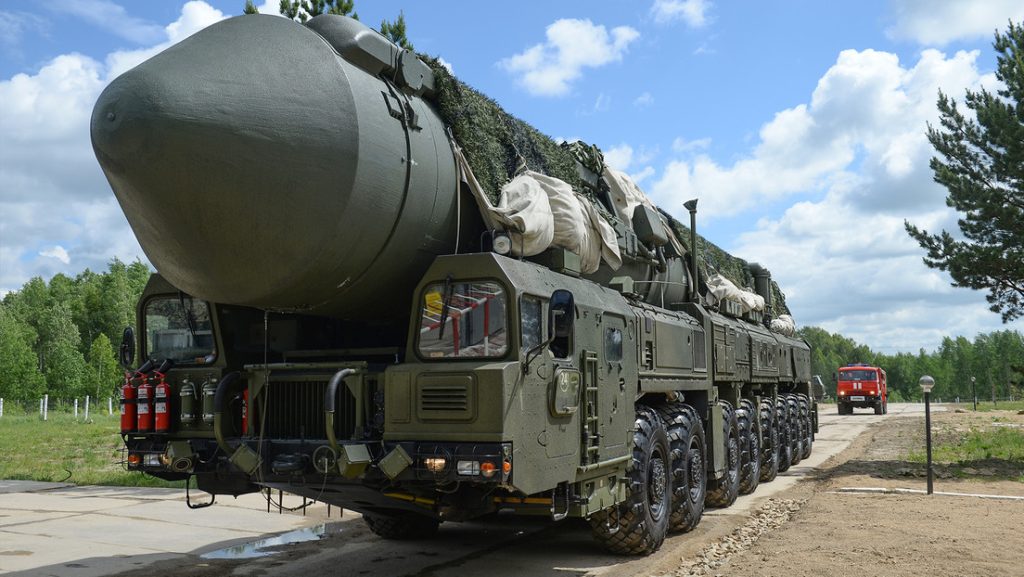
649,453,667,515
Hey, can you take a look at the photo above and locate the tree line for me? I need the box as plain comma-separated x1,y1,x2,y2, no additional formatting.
0,260,149,402
2,257,1020,406
800,326,1024,402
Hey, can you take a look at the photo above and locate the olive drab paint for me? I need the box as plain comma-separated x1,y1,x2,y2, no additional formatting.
94,14,818,556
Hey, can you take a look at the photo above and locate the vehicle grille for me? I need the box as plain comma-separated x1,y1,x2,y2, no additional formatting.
420,385,469,411
262,378,356,440
416,375,476,421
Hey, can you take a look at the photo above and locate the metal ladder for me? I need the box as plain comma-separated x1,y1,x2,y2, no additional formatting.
581,350,600,465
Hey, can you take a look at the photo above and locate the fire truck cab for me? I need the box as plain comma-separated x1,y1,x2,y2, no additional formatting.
836,363,887,415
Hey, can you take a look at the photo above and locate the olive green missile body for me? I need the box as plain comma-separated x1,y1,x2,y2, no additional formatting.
92,15,460,318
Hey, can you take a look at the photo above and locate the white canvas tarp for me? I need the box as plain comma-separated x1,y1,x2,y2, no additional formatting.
494,171,621,273
452,143,621,274
705,274,765,313
770,314,796,336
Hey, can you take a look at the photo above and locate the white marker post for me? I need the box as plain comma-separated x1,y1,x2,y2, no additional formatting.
43,394,49,421
1,398,4,418
85,395,90,421
108,397,113,416
75,398,79,419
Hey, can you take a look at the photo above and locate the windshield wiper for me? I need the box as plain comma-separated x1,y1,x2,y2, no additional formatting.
179,291,198,340
437,275,454,340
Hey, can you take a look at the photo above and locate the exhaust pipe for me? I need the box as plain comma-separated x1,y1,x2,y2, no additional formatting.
684,199,699,302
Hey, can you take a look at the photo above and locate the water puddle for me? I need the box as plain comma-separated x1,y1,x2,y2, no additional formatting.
201,523,329,560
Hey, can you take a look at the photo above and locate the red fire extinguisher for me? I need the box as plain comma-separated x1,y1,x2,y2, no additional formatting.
140,359,173,433
120,359,155,434
153,359,175,433
120,374,137,434
154,379,171,433
136,379,154,432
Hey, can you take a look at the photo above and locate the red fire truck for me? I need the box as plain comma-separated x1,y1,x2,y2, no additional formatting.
836,363,887,415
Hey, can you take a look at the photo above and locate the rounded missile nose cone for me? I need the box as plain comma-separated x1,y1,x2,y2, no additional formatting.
91,73,155,167
92,15,363,309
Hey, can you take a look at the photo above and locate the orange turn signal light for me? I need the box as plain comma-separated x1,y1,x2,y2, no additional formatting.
480,461,497,478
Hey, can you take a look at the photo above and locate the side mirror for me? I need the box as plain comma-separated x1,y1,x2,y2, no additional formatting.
811,375,826,401
119,326,136,369
832,371,838,383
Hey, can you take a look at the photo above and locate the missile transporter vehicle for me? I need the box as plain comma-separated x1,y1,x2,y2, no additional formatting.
92,14,820,554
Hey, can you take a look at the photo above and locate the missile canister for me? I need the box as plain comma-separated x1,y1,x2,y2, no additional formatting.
91,14,460,318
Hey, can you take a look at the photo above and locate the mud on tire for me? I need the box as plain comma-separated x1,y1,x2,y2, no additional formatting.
758,398,779,483
590,405,671,555
655,403,706,533
737,399,761,495
705,400,740,508
363,512,440,540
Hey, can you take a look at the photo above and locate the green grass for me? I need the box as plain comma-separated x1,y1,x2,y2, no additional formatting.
0,412,185,487
944,400,1024,412
907,426,1024,482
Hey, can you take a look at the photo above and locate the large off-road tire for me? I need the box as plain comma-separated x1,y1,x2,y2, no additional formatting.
656,403,706,533
363,512,440,540
590,405,671,555
798,394,813,459
874,400,883,415
737,399,761,495
776,397,793,473
787,395,803,467
883,399,888,414
758,398,779,483
705,401,740,508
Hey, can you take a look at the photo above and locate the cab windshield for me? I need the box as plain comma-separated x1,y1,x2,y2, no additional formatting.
144,295,216,365
840,370,877,381
418,280,507,359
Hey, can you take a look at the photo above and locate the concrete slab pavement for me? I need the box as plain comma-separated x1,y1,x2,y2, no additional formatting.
0,481,341,576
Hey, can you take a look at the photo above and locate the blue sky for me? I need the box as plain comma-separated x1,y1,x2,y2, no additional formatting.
2,0,1023,354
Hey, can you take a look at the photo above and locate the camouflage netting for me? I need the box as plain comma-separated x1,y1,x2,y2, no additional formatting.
660,210,791,318
422,57,791,319
425,58,581,202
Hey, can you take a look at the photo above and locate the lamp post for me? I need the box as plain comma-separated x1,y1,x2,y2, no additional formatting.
970,376,977,411
919,375,935,495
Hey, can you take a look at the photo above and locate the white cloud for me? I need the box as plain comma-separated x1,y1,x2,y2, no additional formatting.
500,18,639,97
672,136,711,153
604,144,635,171
50,0,164,44
0,11,48,56
653,46,1017,352
0,2,227,294
630,166,656,185
651,0,711,28
39,246,70,265
650,48,990,220
887,0,1024,46
633,92,654,108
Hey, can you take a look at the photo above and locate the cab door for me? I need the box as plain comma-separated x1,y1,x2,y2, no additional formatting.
598,313,630,460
